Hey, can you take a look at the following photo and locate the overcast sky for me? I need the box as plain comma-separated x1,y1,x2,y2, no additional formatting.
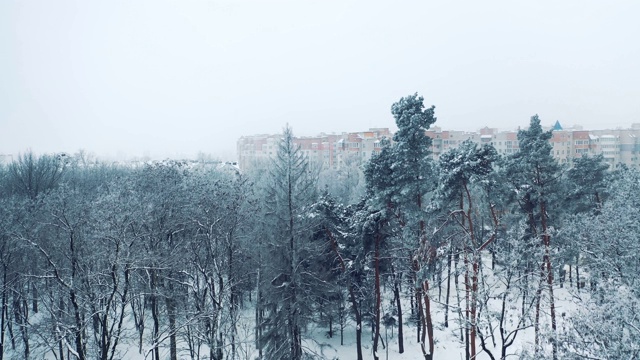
1,1,639,160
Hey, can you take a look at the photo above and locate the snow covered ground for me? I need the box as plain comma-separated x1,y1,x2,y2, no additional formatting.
4,259,583,360
304,258,583,360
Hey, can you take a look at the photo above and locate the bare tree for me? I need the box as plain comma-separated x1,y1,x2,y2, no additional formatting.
8,151,66,200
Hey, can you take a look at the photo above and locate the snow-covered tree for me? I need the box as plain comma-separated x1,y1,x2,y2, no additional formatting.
365,93,437,359
557,154,610,290
564,153,609,214
7,151,66,201
504,115,562,359
437,140,499,359
556,168,640,359
257,125,318,360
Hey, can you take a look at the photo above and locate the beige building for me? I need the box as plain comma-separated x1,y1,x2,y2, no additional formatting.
237,128,392,171
237,123,640,171
546,123,640,168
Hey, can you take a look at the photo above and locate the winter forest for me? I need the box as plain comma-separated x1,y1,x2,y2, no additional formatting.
1,94,639,360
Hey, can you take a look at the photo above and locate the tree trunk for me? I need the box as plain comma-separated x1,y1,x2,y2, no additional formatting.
393,272,404,353
470,258,479,360
329,315,333,338
541,202,558,360
373,233,381,360
69,230,86,360
534,273,543,356
58,317,65,360
166,297,177,360
491,240,496,270
287,167,303,360
150,273,160,360
256,267,263,359
350,286,363,360
437,265,442,301
544,249,558,359
6,295,14,351
13,288,28,359
340,305,344,346
133,297,145,354
464,253,470,360
417,194,434,360
109,266,130,360
463,181,478,360
31,282,38,314
454,253,464,342
70,289,85,360
576,255,581,290
499,269,512,360
410,289,414,317
423,281,434,360
416,282,423,344
0,266,6,360
227,232,238,360
444,249,452,328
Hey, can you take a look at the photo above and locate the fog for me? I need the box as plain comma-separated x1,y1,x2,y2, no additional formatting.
1,0,638,160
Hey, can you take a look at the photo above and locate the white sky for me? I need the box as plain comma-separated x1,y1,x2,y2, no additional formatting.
1,0,639,160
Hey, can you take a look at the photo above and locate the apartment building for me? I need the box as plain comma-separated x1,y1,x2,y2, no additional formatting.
236,128,392,171
543,123,640,167
426,126,522,159
589,125,640,167
426,127,476,159
237,123,640,171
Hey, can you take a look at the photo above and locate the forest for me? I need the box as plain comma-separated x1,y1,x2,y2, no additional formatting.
1,94,639,360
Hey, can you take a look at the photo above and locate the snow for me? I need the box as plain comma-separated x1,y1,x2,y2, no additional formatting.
4,255,584,360
294,253,580,360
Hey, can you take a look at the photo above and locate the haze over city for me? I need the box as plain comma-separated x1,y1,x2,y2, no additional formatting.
2,0,639,160
4,3,640,360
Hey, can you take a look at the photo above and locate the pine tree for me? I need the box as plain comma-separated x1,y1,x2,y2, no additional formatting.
558,154,609,291
437,140,499,359
565,154,609,213
365,93,437,359
258,125,317,360
504,115,561,359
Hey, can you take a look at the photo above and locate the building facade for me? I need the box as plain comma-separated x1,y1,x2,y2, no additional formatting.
236,128,392,171
237,123,640,171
